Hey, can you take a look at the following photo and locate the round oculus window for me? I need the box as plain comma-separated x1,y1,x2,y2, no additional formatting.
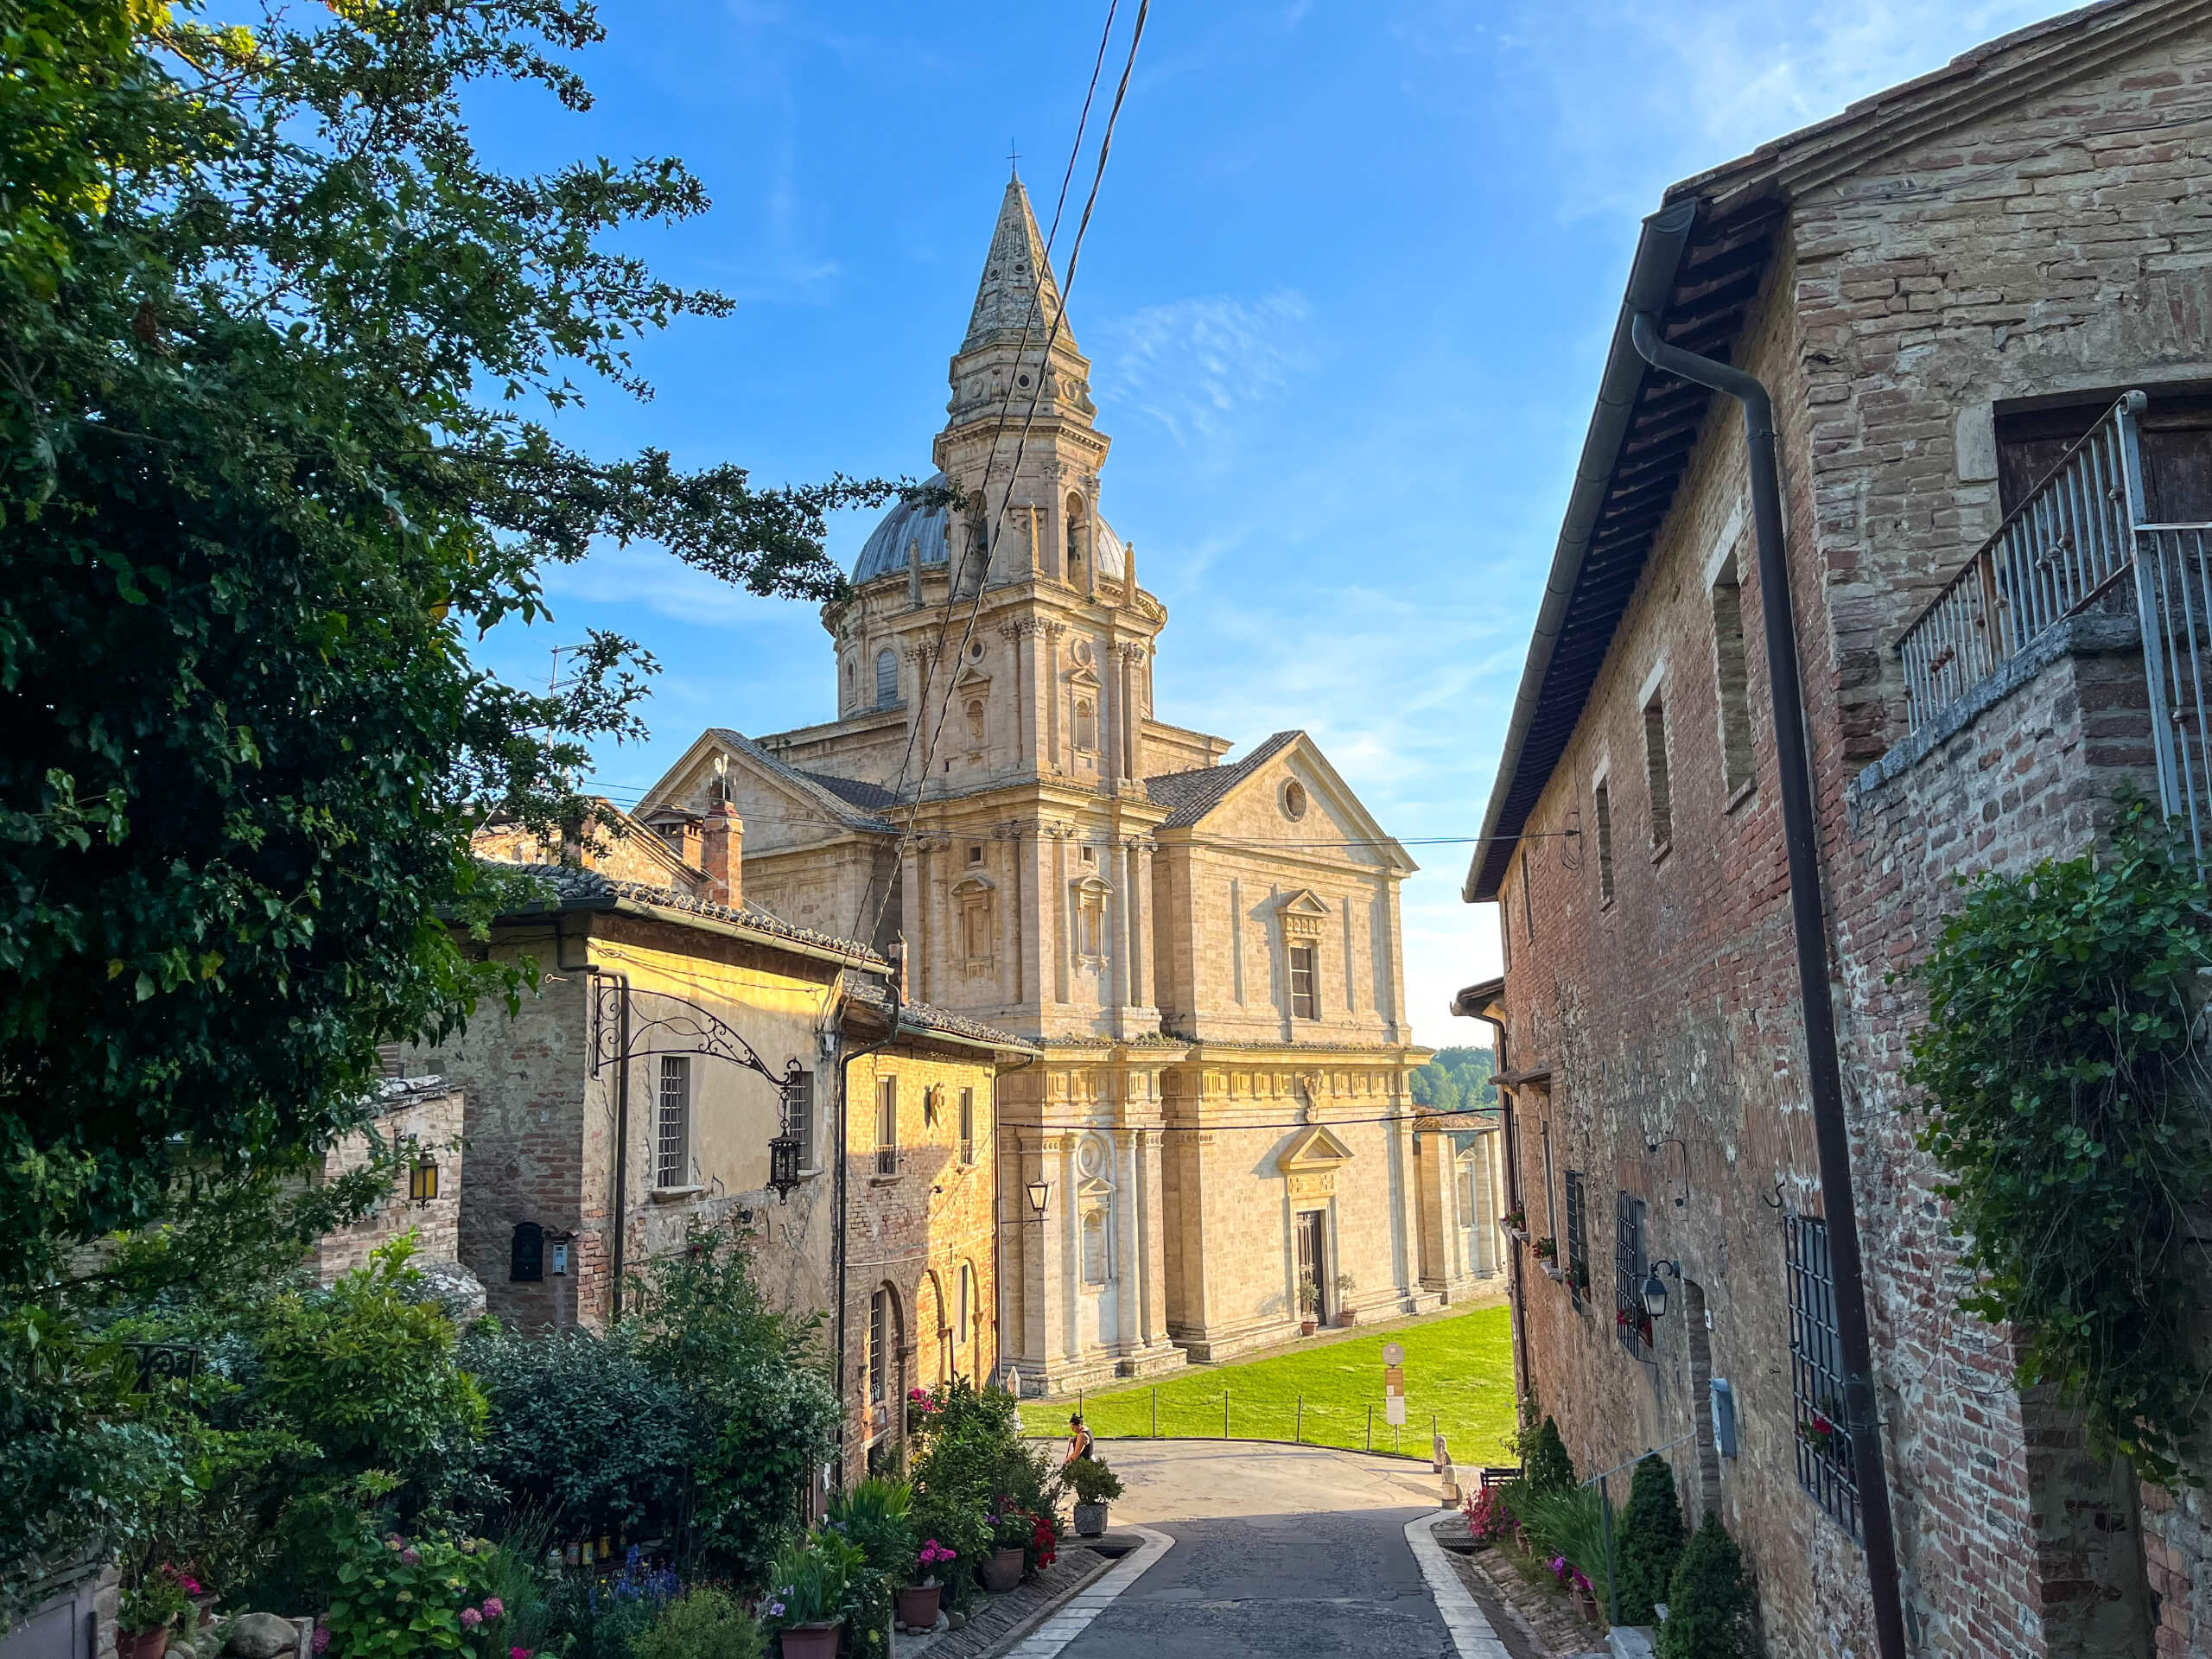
1281,780,1308,821
969,639,985,661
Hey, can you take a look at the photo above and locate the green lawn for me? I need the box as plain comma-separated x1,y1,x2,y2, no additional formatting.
1020,1304,1518,1466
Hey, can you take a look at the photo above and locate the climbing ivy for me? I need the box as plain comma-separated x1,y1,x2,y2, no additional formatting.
1905,800,2212,1484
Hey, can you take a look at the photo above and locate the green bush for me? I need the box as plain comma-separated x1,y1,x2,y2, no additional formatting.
320,1517,510,1659
906,1381,1051,1599
762,1531,867,1632
629,1225,841,1583
466,1322,697,1536
1657,1514,1753,1659
823,1478,912,1646
633,1589,763,1659
1615,1454,1688,1626
1523,1417,1576,1494
1063,1458,1123,1505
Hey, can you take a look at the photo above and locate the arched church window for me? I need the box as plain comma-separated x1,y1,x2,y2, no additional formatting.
875,648,898,709
1073,698,1096,753
843,656,855,710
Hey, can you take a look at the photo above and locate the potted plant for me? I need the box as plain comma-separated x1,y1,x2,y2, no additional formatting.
898,1540,956,1631
1533,1237,1559,1279
762,1530,863,1659
118,1567,193,1659
1295,1274,1319,1337
980,1510,1028,1593
1065,1457,1124,1537
1333,1271,1358,1326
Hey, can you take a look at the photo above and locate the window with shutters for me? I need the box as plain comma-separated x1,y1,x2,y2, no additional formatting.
1643,694,1673,853
656,1056,690,1189
875,1076,899,1178
1787,1214,1861,1539
875,648,899,709
1289,944,1319,1020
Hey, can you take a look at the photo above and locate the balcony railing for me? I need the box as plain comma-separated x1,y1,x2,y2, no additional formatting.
2138,524,2212,861
1897,393,2145,735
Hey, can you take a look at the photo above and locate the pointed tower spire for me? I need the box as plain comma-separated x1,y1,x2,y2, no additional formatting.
963,179,1075,356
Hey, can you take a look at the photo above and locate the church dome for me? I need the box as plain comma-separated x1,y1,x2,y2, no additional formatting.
851,474,953,584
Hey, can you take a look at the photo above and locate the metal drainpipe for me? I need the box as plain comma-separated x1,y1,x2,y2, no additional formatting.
1630,312,1908,1659
831,957,902,1490
1461,1006,1534,1431
599,969,633,1324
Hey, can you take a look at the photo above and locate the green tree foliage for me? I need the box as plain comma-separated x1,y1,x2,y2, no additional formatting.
465,1323,696,1537
1905,801,2212,1483
1614,1454,1688,1627
1656,1514,1753,1659
1522,1416,1575,1495
0,0,908,1278
628,1226,841,1582
1409,1046,1498,1119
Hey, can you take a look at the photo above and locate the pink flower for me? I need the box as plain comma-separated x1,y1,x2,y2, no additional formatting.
461,1609,483,1629
480,1599,505,1620
399,1548,421,1567
312,1631,330,1656
511,1649,532,1659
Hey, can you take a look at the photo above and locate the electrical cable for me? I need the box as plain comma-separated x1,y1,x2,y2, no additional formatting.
855,0,1152,948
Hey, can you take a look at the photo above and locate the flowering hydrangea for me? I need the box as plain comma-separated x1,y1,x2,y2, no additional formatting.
311,1630,329,1656
460,1609,483,1629
481,1599,505,1620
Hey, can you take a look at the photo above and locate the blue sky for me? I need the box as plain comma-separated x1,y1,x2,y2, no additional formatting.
474,0,2065,1047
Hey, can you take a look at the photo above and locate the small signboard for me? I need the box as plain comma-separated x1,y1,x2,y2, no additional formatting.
1386,1394,1408,1427
1383,1340,1408,1427
1382,1342,1406,1367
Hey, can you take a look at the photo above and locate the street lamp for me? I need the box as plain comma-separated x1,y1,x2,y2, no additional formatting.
1643,1260,1681,1320
1027,1179,1050,1221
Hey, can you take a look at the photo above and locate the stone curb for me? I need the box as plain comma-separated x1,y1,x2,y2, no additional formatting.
1407,1509,1515,1659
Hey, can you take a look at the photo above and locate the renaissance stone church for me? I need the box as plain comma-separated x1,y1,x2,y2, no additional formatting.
638,180,1489,1390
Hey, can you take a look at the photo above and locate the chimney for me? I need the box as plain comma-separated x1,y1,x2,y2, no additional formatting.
677,817,703,871
701,801,741,908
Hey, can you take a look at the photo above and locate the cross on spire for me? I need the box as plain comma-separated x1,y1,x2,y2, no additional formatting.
1008,138,1020,180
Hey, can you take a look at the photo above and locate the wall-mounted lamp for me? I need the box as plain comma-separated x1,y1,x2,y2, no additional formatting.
1643,1259,1681,1320
1026,1179,1050,1221
407,1155,440,1205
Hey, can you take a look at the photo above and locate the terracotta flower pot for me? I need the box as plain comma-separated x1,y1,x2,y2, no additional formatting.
1573,1583,1599,1623
1334,1310,1357,1327
1299,1319,1317,1337
895,1584,942,1630
124,1629,169,1659
981,1546,1026,1592
778,1623,841,1659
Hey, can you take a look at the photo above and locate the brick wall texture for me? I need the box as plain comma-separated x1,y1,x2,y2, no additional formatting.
1488,15,2212,1658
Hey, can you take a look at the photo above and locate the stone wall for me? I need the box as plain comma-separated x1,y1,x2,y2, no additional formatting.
314,1078,465,1283
1489,20,2212,1652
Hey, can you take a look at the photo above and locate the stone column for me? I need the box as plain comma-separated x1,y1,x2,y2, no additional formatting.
1043,623,1064,773
1114,1128,1141,1353
1137,1124,1168,1350
1002,620,1028,772
1051,830,1071,1005
1058,1134,1082,1373
1122,841,1144,1014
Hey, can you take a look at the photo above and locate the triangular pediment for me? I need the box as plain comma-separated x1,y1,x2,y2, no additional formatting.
1278,1125,1355,1173
1279,888,1331,918
1146,732,1417,874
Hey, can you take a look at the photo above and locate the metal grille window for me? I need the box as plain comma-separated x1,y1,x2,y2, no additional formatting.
959,1088,975,1166
1564,1172,1590,1310
875,1076,899,1177
1787,1214,1861,1539
1614,1190,1651,1359
868,1289,888,1404
1289,944,1319,1020
656,1056,690,1189
784,1068,815,1171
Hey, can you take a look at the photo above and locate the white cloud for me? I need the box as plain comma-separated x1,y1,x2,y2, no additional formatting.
1400,0,2068,215
1091,290,1315,452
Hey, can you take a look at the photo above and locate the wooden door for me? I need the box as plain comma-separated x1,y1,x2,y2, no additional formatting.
1296,1211,1327,1323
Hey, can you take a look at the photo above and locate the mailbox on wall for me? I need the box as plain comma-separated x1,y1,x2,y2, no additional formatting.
1711,1376,1739,1459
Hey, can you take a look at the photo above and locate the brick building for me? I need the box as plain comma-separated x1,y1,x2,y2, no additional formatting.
312,1073,466,1288
1457,4,2212,1655
422,809,1035,1478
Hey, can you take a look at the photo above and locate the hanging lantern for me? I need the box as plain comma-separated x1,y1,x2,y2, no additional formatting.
768,1133,803,1202
408,1154,440,1205
1027,1179,1050,1220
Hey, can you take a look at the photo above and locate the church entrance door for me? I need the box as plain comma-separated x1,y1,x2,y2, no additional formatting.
1296,1210,1328,1325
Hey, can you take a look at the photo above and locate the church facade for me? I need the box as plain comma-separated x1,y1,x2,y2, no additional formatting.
638,180,1479,1390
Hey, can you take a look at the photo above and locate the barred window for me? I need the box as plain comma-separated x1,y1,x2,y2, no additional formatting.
959,1088,976,1166
1787,1214,1861,1539
1564,1172,1590,1310
656,1056,690,1189
1615,1190,1651,1359
868,1288,889,1404
875,1075,899,1178
784,1068,815,1171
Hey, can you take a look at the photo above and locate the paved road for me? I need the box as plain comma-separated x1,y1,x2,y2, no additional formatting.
1052,1443,1465,1659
